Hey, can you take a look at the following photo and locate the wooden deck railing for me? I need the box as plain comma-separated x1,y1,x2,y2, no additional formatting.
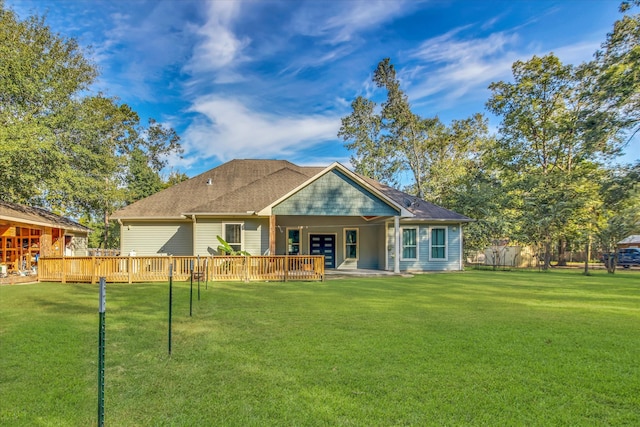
37,255,325,283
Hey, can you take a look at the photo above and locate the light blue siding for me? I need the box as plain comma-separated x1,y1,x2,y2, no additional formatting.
387,223,462,271
273,170,399,216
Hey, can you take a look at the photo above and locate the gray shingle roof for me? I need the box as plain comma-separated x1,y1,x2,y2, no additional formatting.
111,159,472,222
112,159,323,219
358,175,473,222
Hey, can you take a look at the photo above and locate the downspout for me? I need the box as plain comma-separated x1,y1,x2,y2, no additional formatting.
192,215,197,256
117,219,123,254
394,216,400,274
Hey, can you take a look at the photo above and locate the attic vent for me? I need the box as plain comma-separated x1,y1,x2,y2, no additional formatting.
206,178,213,185
403,197,420,208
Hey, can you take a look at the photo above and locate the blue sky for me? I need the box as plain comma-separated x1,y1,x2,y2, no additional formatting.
7,0,638,177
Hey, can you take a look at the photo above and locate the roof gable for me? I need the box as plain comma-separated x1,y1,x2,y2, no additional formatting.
271,169,401,216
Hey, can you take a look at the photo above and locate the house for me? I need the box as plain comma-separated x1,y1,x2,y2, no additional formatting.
618,235,640,249
0,200,91,274
110,160,472,273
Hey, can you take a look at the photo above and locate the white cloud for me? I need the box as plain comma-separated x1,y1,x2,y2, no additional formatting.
411,29,517,64
183,1,249,76
404,24,600,110
291,0,416,45
179,96,341,167
550,41,600,65
406,29,519,104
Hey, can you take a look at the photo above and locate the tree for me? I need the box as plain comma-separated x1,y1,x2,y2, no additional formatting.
593,0,640,146
486,54,615,269
338,96,401,186
373,58,434,199
125,148,165,204
163,171,190,188
340,58,491,207
0,3,182,248
412,113,491,207
0,3,96,202
593,162,640,273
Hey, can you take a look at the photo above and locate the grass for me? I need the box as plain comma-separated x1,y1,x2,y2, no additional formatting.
1,270,639,426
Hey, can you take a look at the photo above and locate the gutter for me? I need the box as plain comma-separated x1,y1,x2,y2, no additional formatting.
110,215,188,221
399,218,474,223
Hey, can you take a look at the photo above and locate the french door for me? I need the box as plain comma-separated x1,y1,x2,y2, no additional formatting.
309,234,336,268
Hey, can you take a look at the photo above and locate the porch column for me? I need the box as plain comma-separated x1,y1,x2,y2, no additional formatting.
394,216,400,273
459,223,464,271
269,215,276,255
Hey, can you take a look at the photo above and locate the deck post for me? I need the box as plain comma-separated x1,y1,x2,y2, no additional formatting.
128,256,132,284
62,257,67,284
284,255,289,282
269,215,276,255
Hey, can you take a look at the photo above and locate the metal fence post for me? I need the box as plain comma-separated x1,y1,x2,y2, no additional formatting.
168,264,173,356
197,255,201,301
97,277,106,427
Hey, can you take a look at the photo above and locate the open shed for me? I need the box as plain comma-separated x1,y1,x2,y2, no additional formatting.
0,201,90,276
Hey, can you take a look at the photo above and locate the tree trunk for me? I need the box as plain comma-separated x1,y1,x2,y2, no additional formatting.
543,241,552,270
103,209,109,249
607,253,616,274
557,238,568,266
583,237,590,275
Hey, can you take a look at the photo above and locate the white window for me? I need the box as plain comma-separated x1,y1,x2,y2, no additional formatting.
287,228,301,255
222,223,243,252
344,228,358,259
430,227,447,260
401,227,418,260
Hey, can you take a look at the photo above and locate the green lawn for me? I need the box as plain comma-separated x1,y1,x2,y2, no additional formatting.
1,270,639,426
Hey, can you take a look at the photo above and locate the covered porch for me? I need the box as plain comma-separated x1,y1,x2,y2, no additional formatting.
268,215,404,273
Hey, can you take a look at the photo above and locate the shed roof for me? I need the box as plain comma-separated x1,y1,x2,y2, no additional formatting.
618,235,640,245
0,201,91,233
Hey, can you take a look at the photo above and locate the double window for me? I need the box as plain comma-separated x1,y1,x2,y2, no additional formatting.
344,228,358,259
430,227,447,260
399,226,448,261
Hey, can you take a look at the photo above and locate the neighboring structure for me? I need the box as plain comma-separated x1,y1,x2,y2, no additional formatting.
618,235,640,249
110,160,472,273
0,200,91,274
484,245,536,268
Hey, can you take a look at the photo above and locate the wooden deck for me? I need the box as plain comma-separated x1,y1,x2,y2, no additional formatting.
37,255,325,283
